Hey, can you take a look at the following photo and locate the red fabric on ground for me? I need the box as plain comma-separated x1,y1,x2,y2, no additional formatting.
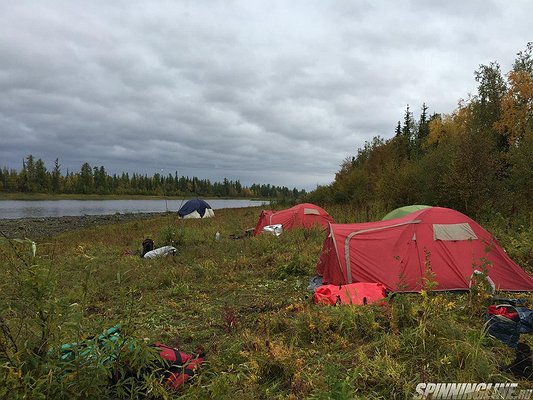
313,282,387,305
487,305,519,321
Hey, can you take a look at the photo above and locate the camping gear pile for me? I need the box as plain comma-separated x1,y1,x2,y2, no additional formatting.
143,245,177,259
485,300,533,379
59,326,204,391
486,301,533,348
140,238,177,259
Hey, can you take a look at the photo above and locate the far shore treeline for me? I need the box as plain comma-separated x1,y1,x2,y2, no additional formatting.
307,43,533,221
0,156,305,200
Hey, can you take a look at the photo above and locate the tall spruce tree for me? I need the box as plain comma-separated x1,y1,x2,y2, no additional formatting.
34,158,49,192
51,158,61,193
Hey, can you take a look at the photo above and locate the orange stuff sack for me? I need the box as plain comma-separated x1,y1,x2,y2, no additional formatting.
313,282,387,305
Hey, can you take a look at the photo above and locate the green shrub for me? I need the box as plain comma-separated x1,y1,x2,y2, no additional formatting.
157,224,184,247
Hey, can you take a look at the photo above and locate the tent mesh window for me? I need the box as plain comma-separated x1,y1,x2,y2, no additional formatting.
433,223,478,241
303,208,320,215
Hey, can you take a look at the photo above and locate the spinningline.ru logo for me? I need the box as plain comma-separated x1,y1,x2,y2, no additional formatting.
414,382,532,399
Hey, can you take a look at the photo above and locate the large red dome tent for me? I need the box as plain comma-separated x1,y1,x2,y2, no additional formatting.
253,203,335,236
316,207,533,292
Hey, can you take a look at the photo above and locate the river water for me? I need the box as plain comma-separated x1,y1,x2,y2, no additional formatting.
0,199,267,219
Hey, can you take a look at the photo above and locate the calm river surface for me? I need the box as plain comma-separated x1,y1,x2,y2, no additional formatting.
0,199,266,219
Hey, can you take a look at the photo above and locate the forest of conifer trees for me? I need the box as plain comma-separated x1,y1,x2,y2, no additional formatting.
0,156,305,200
307,43,533,221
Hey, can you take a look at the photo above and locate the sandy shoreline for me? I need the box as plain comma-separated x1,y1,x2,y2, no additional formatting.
0,212,167,240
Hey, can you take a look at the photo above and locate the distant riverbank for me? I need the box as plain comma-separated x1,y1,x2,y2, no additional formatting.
0,212,164,240
0,192,266,201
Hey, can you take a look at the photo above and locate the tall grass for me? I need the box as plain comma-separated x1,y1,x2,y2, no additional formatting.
1,205,533,398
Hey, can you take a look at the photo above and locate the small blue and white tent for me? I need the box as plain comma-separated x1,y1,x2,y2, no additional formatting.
178,198,215,219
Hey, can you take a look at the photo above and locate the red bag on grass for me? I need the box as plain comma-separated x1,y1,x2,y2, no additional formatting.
313,282,387,305
153,342,204,389
487,305,519,321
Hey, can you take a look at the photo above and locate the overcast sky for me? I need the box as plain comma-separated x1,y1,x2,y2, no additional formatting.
0,1,531,190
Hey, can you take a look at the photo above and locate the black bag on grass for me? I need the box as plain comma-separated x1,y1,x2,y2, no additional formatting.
141,238,154,257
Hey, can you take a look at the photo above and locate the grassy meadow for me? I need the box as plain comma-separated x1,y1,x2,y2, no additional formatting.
1,205,533,399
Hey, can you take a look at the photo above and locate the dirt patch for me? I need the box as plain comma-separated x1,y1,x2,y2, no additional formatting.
0,212,166,241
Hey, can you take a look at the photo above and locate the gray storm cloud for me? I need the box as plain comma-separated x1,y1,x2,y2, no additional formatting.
1,0,531,189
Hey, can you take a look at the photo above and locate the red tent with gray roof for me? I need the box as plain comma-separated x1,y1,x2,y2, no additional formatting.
316,207,533,292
